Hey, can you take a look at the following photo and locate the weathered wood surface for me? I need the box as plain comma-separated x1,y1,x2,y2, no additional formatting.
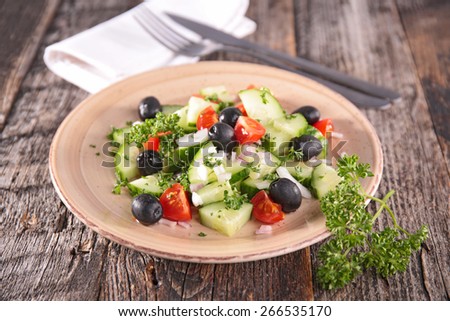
1,0,448,301
0,0,60,131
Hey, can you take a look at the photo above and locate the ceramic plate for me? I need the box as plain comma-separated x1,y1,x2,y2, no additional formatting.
49,61,383,263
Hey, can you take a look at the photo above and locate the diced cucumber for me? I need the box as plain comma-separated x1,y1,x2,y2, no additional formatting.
187,143,218,184
174,106,196,132
272,113,308,137
127,175,163,197
200,85,236,103
311,163,342,199
286,161,314,186
263,126,292,156
110,127,131,146
240,177,272,199
199,202,253,237
114,144,141,182
192,181,233,206
238,89,285,125
161,104,182,115
186,96,218,127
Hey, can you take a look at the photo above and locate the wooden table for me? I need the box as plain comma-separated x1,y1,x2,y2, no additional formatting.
1,0,448,300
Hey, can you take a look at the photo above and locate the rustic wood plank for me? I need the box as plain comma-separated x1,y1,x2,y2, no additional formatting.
396,0,450,170
294,0,449,300
0,0,61,131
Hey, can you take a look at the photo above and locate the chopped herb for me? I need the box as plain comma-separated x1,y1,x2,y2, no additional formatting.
112,178,128,195
263,172,279,181
125,120,133,126
317,155,429,289
124,154,129,161
204,93,219,102
224,187,248,210
198,232,207,237
203,156,222,168
89,144,96,148
95,152,100,156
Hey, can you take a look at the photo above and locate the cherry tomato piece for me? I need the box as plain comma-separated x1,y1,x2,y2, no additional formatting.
234,116,266,145
313,118,334,136
250,191,285,224
196,106,219,130
143,137,160,151
160,183,192,221
235,103,248,116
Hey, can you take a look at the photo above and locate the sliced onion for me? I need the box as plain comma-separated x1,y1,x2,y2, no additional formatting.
159,218,177,227
249,171,261,180
177,221,192,229
276,167,313,198
189,183,205,193
255,225,273,235
213,164,226,176
217,172,232,183
192,192,203,207
193,128,209,142
254,180,271,189
197,165,209,181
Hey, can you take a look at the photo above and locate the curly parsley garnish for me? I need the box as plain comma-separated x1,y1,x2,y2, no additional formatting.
317,155,429,289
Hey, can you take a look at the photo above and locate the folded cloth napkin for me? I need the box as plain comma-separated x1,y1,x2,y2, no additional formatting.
44,0,256,93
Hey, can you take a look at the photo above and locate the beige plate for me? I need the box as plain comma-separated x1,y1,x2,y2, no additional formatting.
49,61,383,263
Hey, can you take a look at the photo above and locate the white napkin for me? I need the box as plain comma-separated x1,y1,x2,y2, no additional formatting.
44,0,256,93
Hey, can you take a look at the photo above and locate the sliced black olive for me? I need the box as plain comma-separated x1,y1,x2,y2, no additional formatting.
137,150,163,176
269,178,302,213
219,107,243,128
292,106,320,124
291,135,323,161
208,122,238,153
139,96,162,120
131,194,163,225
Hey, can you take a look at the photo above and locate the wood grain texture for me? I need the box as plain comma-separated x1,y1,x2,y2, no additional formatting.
293,0,449,300
0,0,60,131
1,0,448,301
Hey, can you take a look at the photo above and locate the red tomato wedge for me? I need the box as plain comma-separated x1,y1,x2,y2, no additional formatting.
143,137,160,151
234,116,266,145
235,103,248,116
250,191,285,224
313,118,334,136
160,183,192,221
196,106,218,130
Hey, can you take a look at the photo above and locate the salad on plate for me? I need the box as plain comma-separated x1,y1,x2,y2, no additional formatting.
108,85,339,236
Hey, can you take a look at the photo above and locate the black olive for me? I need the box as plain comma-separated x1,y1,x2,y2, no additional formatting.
138,96,162,120
136,150,163,176
131,194,163,225
269,178,302,213
292,106,320,124
219,107,243,128
208,122,238,153
291,135,323,161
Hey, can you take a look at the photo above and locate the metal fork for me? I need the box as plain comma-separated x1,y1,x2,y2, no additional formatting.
133,6,391,109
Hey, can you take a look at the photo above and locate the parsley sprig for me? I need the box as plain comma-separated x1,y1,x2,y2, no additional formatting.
317,155,429,289
224,187,248,210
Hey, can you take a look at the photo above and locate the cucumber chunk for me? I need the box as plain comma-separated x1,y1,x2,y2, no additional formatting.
199,202,253,237
286,161,314,186
110,127,131,146
311,163,342,199
114,144,140,182
174,106,197,132
200,85,236,103
238,88,285,125
192,181,233,206
127,175,164,197
240,177,272,199
272,113,308,137
186,96,218,127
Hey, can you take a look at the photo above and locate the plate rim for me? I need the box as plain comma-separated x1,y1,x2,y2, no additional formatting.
49,61,383,263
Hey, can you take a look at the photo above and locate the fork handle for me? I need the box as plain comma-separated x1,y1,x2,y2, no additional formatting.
221,46,391,109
